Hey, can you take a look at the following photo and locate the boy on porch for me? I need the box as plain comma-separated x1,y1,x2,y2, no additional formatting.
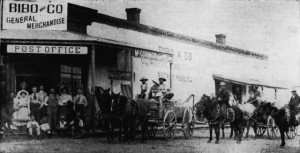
27,115,41,140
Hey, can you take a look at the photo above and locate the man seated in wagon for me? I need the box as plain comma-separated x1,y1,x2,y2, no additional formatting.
148,77,174,119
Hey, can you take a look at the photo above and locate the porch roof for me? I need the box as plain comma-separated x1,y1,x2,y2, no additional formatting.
213,74,288,90
0,30,128,46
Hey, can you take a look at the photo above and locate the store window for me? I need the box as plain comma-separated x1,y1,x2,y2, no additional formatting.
60,65,82,95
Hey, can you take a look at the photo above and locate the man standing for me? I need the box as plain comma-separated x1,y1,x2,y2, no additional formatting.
249,85,261,107
29,87,41,122
38,85,47,119
73,88,88,119
288,89,300,126
16,82,29,99
216,82,230,122
233,87,242,104
45,89,59,132
59,87,73,118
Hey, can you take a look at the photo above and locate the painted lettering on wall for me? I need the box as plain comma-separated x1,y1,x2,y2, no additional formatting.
140,58,169,68
158,46,192,61
158,72,192,83
134,49,173,62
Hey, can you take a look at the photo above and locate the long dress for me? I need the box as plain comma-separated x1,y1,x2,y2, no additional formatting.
13,97,30,126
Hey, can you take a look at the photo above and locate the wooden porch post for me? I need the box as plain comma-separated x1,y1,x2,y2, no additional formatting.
89,44,96,133
91,45,96,93
131,50,134,100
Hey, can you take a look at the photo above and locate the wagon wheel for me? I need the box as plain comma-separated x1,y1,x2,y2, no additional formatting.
196,110,207,133
163,110,177,140
256,125,266,136
267,116,278,140
286,126,298,139
182,108,195,139
147,124,158,138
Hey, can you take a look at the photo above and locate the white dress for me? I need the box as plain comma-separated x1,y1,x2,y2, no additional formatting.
13,97,30,126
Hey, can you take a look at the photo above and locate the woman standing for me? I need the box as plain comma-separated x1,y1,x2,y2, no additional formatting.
13,91,30,127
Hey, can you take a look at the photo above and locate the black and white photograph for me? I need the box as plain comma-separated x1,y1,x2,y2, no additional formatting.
0,0,300,152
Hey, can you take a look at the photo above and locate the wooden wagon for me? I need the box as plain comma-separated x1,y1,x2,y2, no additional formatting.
255,104,298,140
146,94,195,140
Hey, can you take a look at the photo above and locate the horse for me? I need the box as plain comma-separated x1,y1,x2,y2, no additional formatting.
104,92,128,142
95,87,117,142
235,101,258,139
258,102,299,148
195,94,244,144
123,99,150,143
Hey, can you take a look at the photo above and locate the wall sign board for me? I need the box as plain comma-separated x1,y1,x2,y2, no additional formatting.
3,0,68,30
7,45,88,55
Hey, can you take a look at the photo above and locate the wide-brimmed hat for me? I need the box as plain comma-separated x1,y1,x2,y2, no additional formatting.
291,87,297,92
220,82,225,86
20,82,27,87
140,77,148,81
158,77,166,82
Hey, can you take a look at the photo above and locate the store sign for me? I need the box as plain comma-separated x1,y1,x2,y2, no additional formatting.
3,0,68,30
134,49,173,62
7,45,88,55
108,70,131,81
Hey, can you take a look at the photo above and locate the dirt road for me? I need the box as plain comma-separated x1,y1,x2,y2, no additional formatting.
0,128,299,153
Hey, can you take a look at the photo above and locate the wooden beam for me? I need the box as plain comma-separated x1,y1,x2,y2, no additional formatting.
130,50,134,100
91,45,96,94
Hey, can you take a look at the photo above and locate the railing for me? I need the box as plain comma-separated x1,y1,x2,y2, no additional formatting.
181,94,195,108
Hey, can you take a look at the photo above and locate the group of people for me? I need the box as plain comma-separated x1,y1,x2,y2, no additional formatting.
216,81,300,126
2,82,88,139
138,76,169,100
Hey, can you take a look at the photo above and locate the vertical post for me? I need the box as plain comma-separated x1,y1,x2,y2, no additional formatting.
275,88,277,100
130,50,134,100
90,44,96,133
0,0,4,139
170,62,172,90
91,45,96,94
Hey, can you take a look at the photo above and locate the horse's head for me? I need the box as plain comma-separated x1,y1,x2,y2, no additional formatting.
111,92,128,115
198,94,213,107
195,94,212,115
96,87,111,113
257,102,278,122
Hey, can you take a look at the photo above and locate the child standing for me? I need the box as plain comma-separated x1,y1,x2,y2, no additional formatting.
27,115,41,140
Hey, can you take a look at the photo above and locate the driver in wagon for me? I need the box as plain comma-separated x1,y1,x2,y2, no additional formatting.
149,77,174,118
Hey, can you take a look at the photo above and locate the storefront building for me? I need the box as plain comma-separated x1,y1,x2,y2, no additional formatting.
0,1,288,131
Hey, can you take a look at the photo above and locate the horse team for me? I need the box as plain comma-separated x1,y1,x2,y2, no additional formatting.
94,83,299,148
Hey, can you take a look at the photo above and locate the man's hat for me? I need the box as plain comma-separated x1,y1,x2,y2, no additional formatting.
140,77,148,81
20,82,27,87
291,87,297,92
159,77,166,82
220,82,225,86
50,89,56,94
